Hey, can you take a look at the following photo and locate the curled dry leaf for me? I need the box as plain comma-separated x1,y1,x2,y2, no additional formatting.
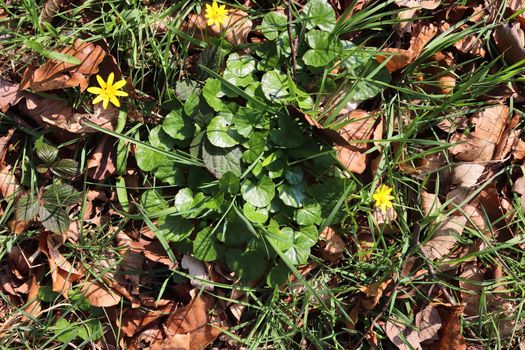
416,304,442,342
451,163,485,188
21,39,106,92
82,280,122,307
385,316,422,350
164,295,226,350
121,298,176,337
459,262,484,316
0,79,23,112
186,9,253,46
181,255,214,291
318,227,347,263
336,110,378,174
421,191,442,217
421,215,467,261
429,305,466,350
0,166,19,200
87,134,117,181
376,23,438,72
494,22,525,66
22,275,42,321
450,105,509,162
394,0,441,9
359,280,391,310
129,239,178,270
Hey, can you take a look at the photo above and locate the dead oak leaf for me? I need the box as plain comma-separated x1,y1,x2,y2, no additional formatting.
129,239,178,270
450,104,508,162
421,215,467,261
21,39,106,92
82,280,121,307
164,295,225,350
494,22,525,66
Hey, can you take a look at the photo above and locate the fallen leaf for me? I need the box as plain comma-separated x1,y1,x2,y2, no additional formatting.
116,232,144,295
21,39,106,92
82,280,122,307
377,24,438,72
451,163,485,188
360,280,391,310
337,110,377,174
0,79,24,112
0,166,19,200
181,255,213,291
513,176,525,195
421,215,467,261
22,275,42,321
459,262,484,316
165,295,225,350
384,316,421,350
421,191,442,217
150,333,191,350
493,22,525,66
129,239,178,270
121,298,176,337
450,105,508,162
415,304,442,342
318,227,347,263
394,0,441,9
430,305,467,350
87,134,117,181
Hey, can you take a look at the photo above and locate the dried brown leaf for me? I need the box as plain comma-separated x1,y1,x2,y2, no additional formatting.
23,275,42,321
181,255,213,291
0,166,19,199
129,239,177,270
450,105,509,162
87,134,117,181
421,191,442,217
421,215,467,261
494,22,525,66
451,163,485,188
121,299,176,337
165,295,225,350
394,0,441,9
359,280,391,310
21,39,106,92
186,9,252,46
513,176,525,195
0,79,24,112
318,227,347,263
415,304,442,342
82,280,121,307
459,263,484,316
430,305,466,350
384,316,421,350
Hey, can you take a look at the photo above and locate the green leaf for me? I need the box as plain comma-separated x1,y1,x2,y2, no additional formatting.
50,159,79,179
175,79,199,101
294,201,322,225
243,203,269,224
266,261,289,287
226,53,256,77
174,188,194,212
284,167,304,185
163,110,195,141
135,126,174,172
269,113,305,149
193,227,220,261
202,139,242,178
15,193,40,221
351,60,392,100
153,162,186,186
42,183,81,206
35,137,58,164
226,249,266,281
302,30,341,67
38,285,60,302
259,12,288,40
184,94,200,116
53,319,78,343
206,113,242,148
284,230,312,265
39,204,69,234
261,70,290,102
77,319,103,341
308,177,356,220
278,183,306,208
242,132,267,163
140,189,168,214
301,0,336,32
241,176,275,208
266,226,294,252
219,171,240,194
202,78,224,112
157,215,194,242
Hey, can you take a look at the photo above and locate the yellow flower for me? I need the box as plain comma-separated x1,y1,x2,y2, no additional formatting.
87,73,128,109
204,0,229,28
372,184,394,212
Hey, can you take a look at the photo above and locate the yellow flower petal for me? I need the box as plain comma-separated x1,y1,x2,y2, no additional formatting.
107,72,114,87
92,95,104,105
87,87,102,94
110,95,120,107
114,90,128,97
113,79,127,89
96,75,106,88
205,3,212,11
212,0,218,10
103,98,109,110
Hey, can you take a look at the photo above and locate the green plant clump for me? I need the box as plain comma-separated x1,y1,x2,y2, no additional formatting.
134,0,391,283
